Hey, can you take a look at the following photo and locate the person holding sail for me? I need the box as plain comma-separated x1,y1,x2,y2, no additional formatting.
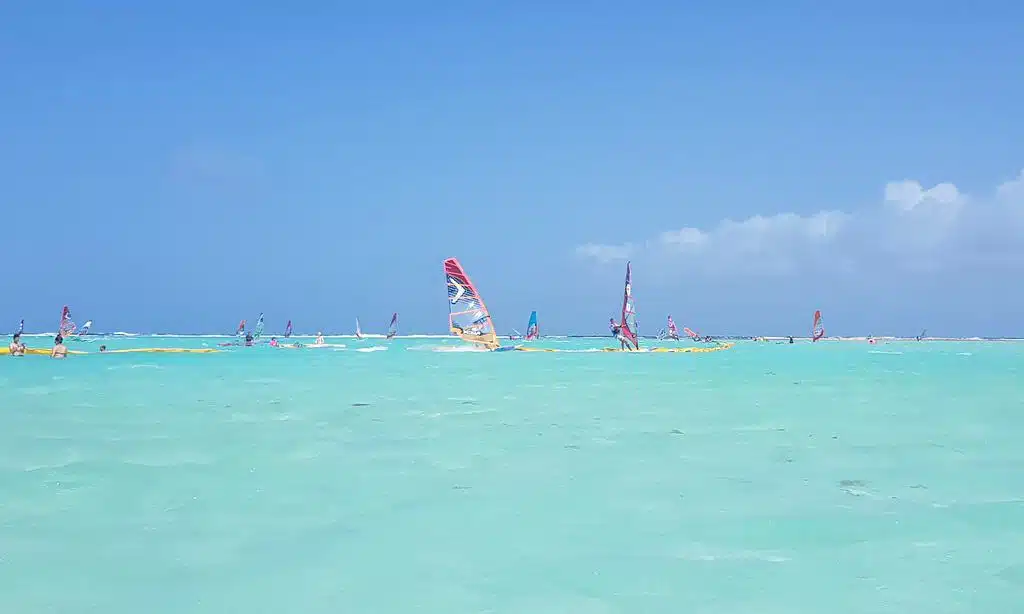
609,318,630,350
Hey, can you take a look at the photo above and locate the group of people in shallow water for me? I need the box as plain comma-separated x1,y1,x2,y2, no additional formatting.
608,318,718,350
8,333,69,358
266,332,325,348
8,332,108,358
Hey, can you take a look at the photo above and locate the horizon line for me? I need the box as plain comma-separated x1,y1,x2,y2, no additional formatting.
10,331,1024,342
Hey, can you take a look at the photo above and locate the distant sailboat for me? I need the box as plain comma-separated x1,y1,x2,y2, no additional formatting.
524,311,539,340
253,313,265,339
916,328,927,341
235,319,246,337
284,320,293,338
386,313,398,340
355,318,363,340
59,306,77,337
613,262,639,351
666,315,680,340
812,310,826,342
444,257,507,351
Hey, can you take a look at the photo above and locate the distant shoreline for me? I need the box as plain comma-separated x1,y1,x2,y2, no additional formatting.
10,332,1023,342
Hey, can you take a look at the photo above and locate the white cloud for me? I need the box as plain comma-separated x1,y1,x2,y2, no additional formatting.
575,169,1024,276
574,242,636,263
996,169,1024,204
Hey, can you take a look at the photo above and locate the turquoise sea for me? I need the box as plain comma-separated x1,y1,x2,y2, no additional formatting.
3,335,1023,613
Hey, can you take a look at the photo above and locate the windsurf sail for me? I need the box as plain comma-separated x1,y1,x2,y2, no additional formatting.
812,310,825,342
355,318,363,339
254,313,265,339
386,313,398,339
619,262,639,350
79,320,93,335
683,326,700,341
59,305,76,336
525,311,539,340
666,316,680,340
284,320,293,338
235,319,246,336
916,328,927,341
444,257,500,350
15,319,24,335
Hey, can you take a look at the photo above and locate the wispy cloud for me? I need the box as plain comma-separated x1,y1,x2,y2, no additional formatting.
574,242,637,263
169,143,262,186
575,169,1024,276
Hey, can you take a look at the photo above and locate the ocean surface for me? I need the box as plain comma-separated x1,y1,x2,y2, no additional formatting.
2,335,1023,613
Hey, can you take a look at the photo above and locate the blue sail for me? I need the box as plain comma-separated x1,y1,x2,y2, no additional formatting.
525,311,539,340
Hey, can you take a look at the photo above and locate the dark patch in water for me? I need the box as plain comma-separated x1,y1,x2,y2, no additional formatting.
460,400,477,406
839,479,871,496
452,485,472,491
670,429,684,435
765,371,776,376
720,476,753,485
910,484,928,490
997,564,1024,587
564,444,580,450
351,403,371,407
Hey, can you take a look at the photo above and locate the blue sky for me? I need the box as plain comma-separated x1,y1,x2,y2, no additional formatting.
3,1,1023,336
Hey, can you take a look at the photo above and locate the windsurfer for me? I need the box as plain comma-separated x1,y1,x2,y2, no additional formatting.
244,332,254,347
609,318,629,350
9,333,26,356
51,334,67,359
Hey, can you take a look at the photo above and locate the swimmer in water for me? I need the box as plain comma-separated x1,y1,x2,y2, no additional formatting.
99,345,107,352
315,331,325,345
269,337,279,347
244,332,254,346
51,334,67,359
9,333,26,356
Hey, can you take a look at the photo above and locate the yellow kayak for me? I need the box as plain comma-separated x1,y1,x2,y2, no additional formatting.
19,347,218,355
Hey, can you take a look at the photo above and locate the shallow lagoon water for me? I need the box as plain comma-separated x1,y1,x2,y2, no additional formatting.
2,336,1022,613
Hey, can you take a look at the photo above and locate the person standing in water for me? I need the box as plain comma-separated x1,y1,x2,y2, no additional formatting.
244,332,254,347
9,333,26,356
51,334,67,359
315,331,325,345
609,317,630,350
